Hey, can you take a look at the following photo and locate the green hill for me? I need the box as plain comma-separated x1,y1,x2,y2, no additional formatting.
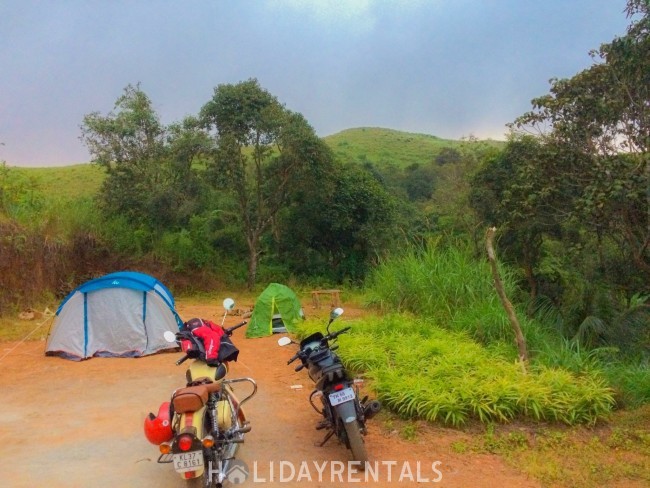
323,127,499,168
10,128,504,201
11,163,104,202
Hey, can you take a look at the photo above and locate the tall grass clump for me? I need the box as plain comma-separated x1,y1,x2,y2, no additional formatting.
365,240,532,346
294,315,615,426
601,360,650,408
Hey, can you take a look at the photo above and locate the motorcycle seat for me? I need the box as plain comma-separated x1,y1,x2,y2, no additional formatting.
172,381,222,413
321,363,345,381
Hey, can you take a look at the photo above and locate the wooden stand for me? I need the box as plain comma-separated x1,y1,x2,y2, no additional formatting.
311,289,341,309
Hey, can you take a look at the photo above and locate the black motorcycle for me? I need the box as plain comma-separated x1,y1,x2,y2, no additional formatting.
278,308,380,465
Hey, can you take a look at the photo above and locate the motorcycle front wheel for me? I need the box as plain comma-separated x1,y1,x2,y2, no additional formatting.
343,419,368,467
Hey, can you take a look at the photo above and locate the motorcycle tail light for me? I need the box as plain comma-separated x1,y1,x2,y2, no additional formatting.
178,434,194,452
159,442,171,454
202,435,215,448
334,383,345,391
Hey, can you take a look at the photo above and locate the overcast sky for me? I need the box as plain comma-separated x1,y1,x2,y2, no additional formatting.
0,0,632,167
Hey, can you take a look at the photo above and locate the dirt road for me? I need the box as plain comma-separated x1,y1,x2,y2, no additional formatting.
0,303,539,487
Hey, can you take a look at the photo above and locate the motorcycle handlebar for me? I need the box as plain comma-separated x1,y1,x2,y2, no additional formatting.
325,326,351,341
175,355,190,366
176,330,192,340
224,320,248,336
285,326,351,368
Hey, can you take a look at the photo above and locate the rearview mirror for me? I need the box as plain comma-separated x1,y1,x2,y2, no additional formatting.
330,307,344,320
223,298,235,311
163,331,177,343
277,337,292,347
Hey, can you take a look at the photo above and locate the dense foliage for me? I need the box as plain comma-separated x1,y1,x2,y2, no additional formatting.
468,1,649,355
199,79,337,288
75,80,406,290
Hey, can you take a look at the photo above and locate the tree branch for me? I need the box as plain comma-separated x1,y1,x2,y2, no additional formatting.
485,227,529,371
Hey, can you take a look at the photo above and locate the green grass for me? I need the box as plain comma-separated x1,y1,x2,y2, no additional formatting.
362,240,650,414
364,240,526,345
602,361,650,408
11,164,104,202
323,127,503,168
324,127,456,167
0,308,56,342
5,164,104,235
295,313,615,426
460,406,650,487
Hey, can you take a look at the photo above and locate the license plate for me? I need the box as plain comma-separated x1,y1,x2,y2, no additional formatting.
172,451,204,473
329,387,355,406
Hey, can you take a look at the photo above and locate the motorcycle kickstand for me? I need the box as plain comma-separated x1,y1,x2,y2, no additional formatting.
316,430,335,447
315,419,330,430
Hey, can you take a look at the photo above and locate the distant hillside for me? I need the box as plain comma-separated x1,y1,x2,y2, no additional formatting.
323,127,501,168
12,163,104,202
11,128,504,201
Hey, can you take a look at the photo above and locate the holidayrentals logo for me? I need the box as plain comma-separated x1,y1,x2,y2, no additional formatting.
208,460,443,484
208,460,250,484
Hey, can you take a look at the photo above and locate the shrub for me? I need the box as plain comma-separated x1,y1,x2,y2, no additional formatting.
295,314,615,426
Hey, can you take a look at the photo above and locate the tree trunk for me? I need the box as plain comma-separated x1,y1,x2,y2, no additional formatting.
485,227,529,370
246,235,260,291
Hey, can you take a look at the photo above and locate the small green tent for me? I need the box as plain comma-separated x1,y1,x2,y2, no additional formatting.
246,283,304,338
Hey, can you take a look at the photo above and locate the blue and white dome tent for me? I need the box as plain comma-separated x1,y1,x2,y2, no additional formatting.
46,271,183,360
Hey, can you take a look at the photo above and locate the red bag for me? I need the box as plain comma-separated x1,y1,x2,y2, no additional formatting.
182,318,236,363
192,325,225,361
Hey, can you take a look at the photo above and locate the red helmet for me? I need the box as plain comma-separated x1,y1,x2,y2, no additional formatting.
144,402,173,445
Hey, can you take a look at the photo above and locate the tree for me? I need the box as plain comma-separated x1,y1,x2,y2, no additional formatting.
81,85,209,229
429,138,500,246
470,136,566,301
276,161,398,282
403,163,436,202
486,227,529,368
199,79,333,288
513,0,649,277
434,147,462,166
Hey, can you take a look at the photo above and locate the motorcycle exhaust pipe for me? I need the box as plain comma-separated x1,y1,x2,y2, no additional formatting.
236,423,252,434
363,400,381,419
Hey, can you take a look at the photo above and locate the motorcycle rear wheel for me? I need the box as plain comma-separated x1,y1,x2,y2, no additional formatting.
343,419,368,467
185,473,208,488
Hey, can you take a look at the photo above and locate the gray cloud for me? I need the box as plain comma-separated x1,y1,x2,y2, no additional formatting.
0,0,630,166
